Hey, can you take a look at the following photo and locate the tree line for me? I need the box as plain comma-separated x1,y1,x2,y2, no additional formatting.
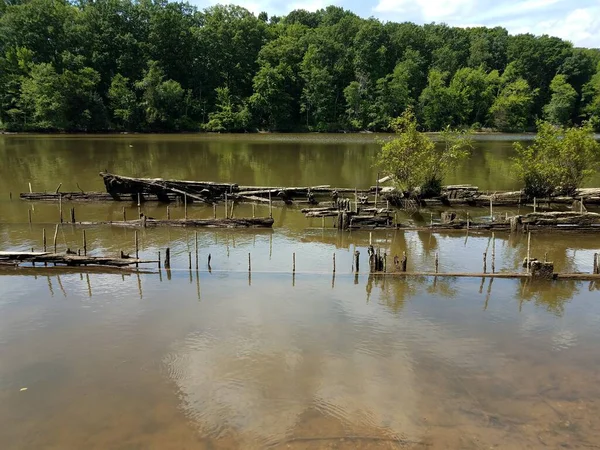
1,0,600,133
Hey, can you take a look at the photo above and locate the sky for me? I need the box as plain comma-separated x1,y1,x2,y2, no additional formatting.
188,0,600,48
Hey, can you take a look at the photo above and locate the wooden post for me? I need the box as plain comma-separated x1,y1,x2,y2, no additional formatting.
491,232,495,274
533,197,537,213
269,191,273,218
224,193,228,219
369,232,372,246
333,253,336,273
483,252,487,274
213,204,217,219
165,248,171,269
595,253,599,274
375,172,379,208
135,230,139,268
188,252,192,270
195,231,199,270
489,197,493,221
28,209,32,224
53,224,59,253
59,194,63,223
252,204,255,218
435,252,439,273
383,252,387,272
430,213,433,227
158,251,161,270
184,193,188,220
167,205,170,220
526,231,531,275
354,188,358,213
42,228,46,252
292,252,296,273
580,197,584,214
137,193,141,219
29,182,32,193
230,200,234,219
466,212,470,230
401,252,407,272
248,252,251,272
122,206,126,222
83,230,87,256
354,250,360,273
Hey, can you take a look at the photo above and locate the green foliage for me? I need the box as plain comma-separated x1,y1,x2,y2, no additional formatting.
20,63,67,130
376,110,472,196
108,74,138,130
204,86,250,132
134,61,190,131
490,77,536,132
418,69,455,130
513,121,600,198
543,75,577,126
249,63,294,130
582,63,600,129
0,0,598,132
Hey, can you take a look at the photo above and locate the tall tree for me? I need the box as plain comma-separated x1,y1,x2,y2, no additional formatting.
544,75,578,126
490,76,536,132
419,70,455,130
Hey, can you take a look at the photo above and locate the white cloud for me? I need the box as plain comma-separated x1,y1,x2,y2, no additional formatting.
289,0,340,11
374,0,477,22
535,7,600,47
188,0,600,47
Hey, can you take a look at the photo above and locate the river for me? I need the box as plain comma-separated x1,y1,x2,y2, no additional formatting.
1,134,600,449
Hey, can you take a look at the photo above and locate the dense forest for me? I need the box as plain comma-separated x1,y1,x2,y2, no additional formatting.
1,0,600,133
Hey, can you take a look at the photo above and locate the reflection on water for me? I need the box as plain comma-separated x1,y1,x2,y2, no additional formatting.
1,273,600,449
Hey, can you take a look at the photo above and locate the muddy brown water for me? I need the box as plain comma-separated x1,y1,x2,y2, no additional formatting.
1,134,600,449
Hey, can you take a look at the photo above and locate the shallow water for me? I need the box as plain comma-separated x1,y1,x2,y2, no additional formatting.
1,134,600,449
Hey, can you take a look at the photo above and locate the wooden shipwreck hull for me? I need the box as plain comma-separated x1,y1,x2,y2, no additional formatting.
99,172,365,205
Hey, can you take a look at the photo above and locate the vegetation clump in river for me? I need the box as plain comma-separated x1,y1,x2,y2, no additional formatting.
513,121,600,198
376,110,472,198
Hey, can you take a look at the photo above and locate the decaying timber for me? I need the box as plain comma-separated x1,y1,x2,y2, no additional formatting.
0,251,156,268
99,172,368,205
20,192,178,202
75,217,275,228
412,211,600,232
18,172,600,211
100,172,227,203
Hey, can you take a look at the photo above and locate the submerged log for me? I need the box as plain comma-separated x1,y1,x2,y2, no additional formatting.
0,251,155,268
74,217,275,228
20,192,178,202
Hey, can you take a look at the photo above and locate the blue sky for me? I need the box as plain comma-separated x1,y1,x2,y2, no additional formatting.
189,0,600,48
